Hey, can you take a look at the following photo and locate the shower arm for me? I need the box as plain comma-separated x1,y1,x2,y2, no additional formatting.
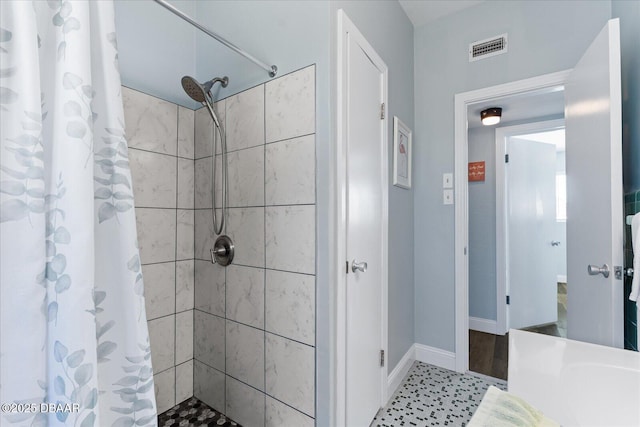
152,0,278,78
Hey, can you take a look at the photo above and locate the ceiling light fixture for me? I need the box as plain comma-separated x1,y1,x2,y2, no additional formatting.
481,107,502,126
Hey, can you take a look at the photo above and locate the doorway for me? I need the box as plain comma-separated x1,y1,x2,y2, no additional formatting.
466,93,567,379
455,18,624,376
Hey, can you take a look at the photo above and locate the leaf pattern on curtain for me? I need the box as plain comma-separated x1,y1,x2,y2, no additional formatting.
0,1,157,426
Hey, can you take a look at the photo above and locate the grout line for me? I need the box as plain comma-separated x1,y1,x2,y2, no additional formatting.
265,132,316,146
174,106,179,408
133,206,177,210
266,393,316,420
129,146,178,159
313,62,318,420
192,203,317,209
192,106,197,402
263,81,268,424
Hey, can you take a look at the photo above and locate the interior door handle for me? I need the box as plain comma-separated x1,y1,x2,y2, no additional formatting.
551,240,561,246
351,260,368,273
588,264,610,278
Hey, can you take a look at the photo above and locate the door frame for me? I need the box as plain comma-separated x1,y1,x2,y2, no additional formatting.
335,9,389,426
454,70,571,373
495,118,565,334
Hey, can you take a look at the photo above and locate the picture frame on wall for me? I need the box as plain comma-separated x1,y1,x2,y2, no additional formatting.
393,116,412,189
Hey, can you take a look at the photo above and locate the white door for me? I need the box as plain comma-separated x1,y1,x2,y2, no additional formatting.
343,14,387,427
507,138,558,329
565,18,623,347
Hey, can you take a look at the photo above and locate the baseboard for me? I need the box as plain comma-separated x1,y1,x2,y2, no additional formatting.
469,317,497,334
386,345,415,401
414,343,456,371
557,275,567,283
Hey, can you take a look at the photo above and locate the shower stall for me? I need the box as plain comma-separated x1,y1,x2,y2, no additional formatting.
124,54,317,427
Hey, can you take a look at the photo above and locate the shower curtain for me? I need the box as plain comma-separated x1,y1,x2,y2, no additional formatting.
0,1,156,426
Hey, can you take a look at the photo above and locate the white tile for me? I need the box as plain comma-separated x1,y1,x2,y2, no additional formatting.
265,66,315,143
194,260,225,317
194,360,225,411
176,310,194,364
154,367,175,414
194,209,214,261
194,157,212,209
227,207,265,268
226,320,264,391
265,334,315,417
129,148,177,208
195,100,225,158
226,265,264,328
265,135,315,206
176,260,194,311
177,158,194,209
266,396,314,427
176,209,194,260
136,208,176,265
226,85,265,152
175,360,194,404
123,86,177,155
265,270,315,345
178,106,195,159
142,262,175,320
227,146,264,208
225,376,265,427
194,311,225,371
148,315,175,372
265,206,315,274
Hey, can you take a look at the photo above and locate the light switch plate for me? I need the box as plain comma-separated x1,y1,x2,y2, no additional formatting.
443,189,454,205
443,173,453,188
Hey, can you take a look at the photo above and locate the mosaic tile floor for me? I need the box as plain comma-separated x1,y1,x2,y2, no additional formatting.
372,361,507,426
158,397,241,427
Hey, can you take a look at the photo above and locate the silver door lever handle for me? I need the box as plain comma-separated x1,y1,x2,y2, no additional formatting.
551,240,561,246
588,264,610,278
351,260,368,273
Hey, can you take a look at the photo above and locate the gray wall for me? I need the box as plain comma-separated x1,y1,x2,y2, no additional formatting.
414,0,611,351
613,0,640,192
468,127,497,321
114,0,197,108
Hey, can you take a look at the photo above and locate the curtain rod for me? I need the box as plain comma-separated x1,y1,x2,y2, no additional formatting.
152,0,278,77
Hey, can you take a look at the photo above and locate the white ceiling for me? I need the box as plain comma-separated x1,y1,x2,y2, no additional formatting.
398,0,485,27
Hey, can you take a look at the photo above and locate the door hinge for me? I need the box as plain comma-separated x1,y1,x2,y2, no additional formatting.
380,103,385,120
505,154,509,163
346,260,349,274
506,295,510,305
380,349,385,367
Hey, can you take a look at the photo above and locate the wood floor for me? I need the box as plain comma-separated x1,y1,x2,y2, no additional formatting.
469,283,567,381
469,330,509,380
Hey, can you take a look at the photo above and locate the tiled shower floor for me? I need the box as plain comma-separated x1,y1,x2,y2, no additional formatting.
158,397,241,427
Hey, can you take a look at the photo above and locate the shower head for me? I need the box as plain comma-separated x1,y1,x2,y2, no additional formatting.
181,75,229,103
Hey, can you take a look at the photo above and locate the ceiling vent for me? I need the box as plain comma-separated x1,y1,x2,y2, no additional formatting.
469,34,508,62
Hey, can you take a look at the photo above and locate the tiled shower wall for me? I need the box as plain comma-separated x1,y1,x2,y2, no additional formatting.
624,190,639,351
193,65,317,427
123,87,196,413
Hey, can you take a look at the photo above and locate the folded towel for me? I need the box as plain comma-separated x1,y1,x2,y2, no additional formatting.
631,213,640,302
468,386,560,427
